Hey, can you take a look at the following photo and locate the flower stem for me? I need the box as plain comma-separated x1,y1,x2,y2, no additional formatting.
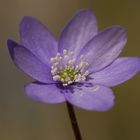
66,102,82,140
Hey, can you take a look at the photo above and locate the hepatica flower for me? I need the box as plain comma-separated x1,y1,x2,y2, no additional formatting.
7,9,140,111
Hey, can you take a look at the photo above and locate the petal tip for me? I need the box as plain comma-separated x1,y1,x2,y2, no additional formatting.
106,25,127,36
20,16,39,31
7,39,16,47
20,16,35,23
7,39,19,60
78,8,93,13
74,8,96,19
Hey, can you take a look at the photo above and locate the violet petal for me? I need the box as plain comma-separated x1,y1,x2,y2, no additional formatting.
90,57,140,87
7,39,54,83
20,16,58,66
79,26,127,72
59,9,98,57
65,84,115,111
24,82,65,103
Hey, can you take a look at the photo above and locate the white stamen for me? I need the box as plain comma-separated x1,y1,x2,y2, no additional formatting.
68,81,73,84
68,59,76,66
69,51,74,56
60,78,64,82
83,70,89,76
53,75,60,81
63,83,68,86
64,55,69,60
50,58,56,63
56,52,60,57
63,49,67,55
54,62,59,67
50,49,89,86
79,61,85,69
75,65,79,71
81,77,86,81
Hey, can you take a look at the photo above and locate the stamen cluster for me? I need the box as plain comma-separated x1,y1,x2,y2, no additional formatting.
50,49,89,86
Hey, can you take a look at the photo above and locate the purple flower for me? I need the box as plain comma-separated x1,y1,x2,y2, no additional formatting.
7,9,140,111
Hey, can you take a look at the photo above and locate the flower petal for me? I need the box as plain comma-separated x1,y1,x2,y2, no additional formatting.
65,84,115,111
20,16,58,66
7,39,54,83
90,57,140,87
24,82,65,103
59,9,98,57
79,26,127,72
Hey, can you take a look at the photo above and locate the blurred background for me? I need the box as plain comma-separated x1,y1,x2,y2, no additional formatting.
0,0,140,140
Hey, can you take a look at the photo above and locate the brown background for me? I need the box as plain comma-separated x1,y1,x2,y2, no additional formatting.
0,0,140,140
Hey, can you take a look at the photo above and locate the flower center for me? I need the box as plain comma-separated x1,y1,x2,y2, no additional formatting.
50,49,89,86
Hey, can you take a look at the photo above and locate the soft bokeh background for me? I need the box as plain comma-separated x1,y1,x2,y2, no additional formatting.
0,0,140,140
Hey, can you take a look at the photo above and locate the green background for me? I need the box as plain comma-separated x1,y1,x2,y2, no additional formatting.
0,0,140,140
